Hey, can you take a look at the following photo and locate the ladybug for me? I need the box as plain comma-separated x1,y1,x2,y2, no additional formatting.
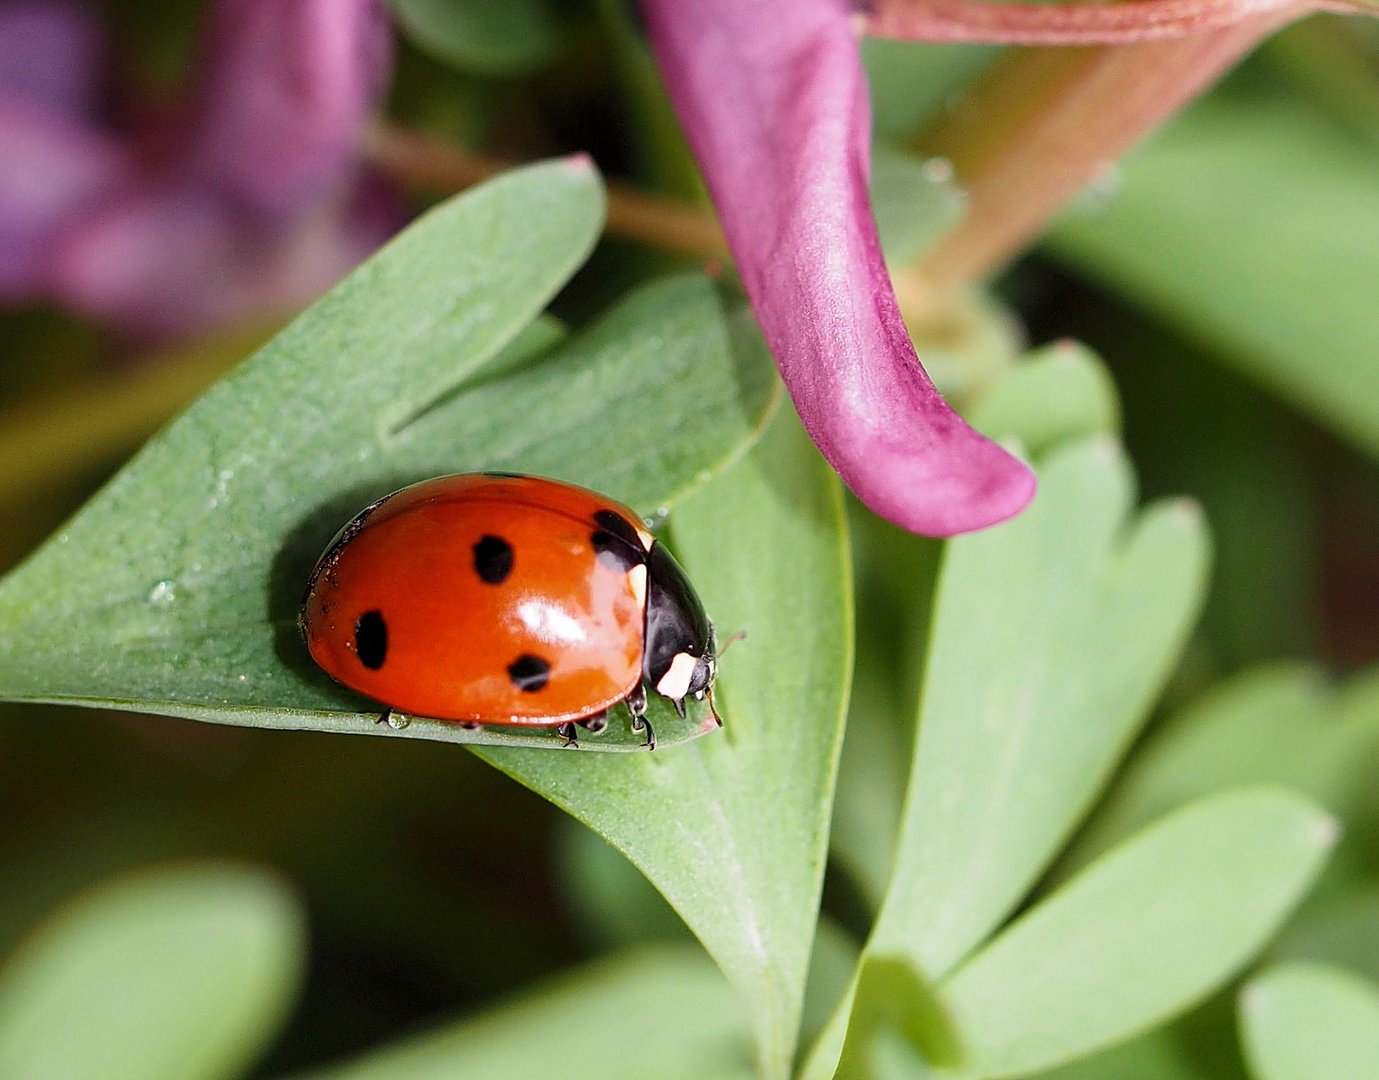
299,473,720,749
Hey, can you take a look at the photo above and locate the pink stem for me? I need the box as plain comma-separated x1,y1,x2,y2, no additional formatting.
902,4,1317,296
860,0,1364,45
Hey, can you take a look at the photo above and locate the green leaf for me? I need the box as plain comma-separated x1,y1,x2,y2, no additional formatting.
829,498,937,910
1273,887,1379,987
874,437,1208,979
1240,963,1379,1080
0,161,781,752
836,956,963,1078
830,342,1120,914
0,864,304,1080
1023,1028,1210,1080
802,435,1209,1080
478,408,852,1078
968,341,1122,457
937,789,1337,1079
1056,663,1379,882
290,946,754,1080
1046,89,1379,459
387,0,568,75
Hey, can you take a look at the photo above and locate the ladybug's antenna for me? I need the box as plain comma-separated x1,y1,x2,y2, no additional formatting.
716,629,747,657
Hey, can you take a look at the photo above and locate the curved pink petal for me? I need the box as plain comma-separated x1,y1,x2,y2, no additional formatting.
641,0,1035,535
184,0,393,216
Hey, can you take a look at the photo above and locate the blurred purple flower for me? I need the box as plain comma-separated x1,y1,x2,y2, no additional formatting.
0,0,400,339
641,0,1035,536
186,0,394,213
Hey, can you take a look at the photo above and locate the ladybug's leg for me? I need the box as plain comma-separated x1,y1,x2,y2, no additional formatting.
626,683,656,751
555,722,579,748
705,685,724,728
577,711,609,735
672,697,687,721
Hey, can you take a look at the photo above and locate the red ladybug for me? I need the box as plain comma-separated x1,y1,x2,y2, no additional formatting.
299,473,719,749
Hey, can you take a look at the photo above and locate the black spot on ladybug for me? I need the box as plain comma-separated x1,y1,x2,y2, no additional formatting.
507,654,550,692
594,509,647,553
473,534,514,584
591,529,642,574
482,471,524,479
355,610,387,669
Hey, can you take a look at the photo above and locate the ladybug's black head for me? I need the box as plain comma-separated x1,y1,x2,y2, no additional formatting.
642,542,716,710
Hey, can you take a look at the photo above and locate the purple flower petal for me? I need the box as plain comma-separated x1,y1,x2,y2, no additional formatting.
0,0,402,336
641,0,1035,535
183,0,394,216
0,1,106,116
47,174,401,337
0,1,122,299
0,101,130,299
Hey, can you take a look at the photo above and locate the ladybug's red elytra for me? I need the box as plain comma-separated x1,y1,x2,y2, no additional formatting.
299,473,720,749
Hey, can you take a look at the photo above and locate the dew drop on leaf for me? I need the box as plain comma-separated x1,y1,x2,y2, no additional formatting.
146,580,179,607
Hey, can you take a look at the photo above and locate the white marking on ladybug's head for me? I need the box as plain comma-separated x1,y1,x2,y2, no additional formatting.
635,524,655,551
628,563,648,609
655,651,698,700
